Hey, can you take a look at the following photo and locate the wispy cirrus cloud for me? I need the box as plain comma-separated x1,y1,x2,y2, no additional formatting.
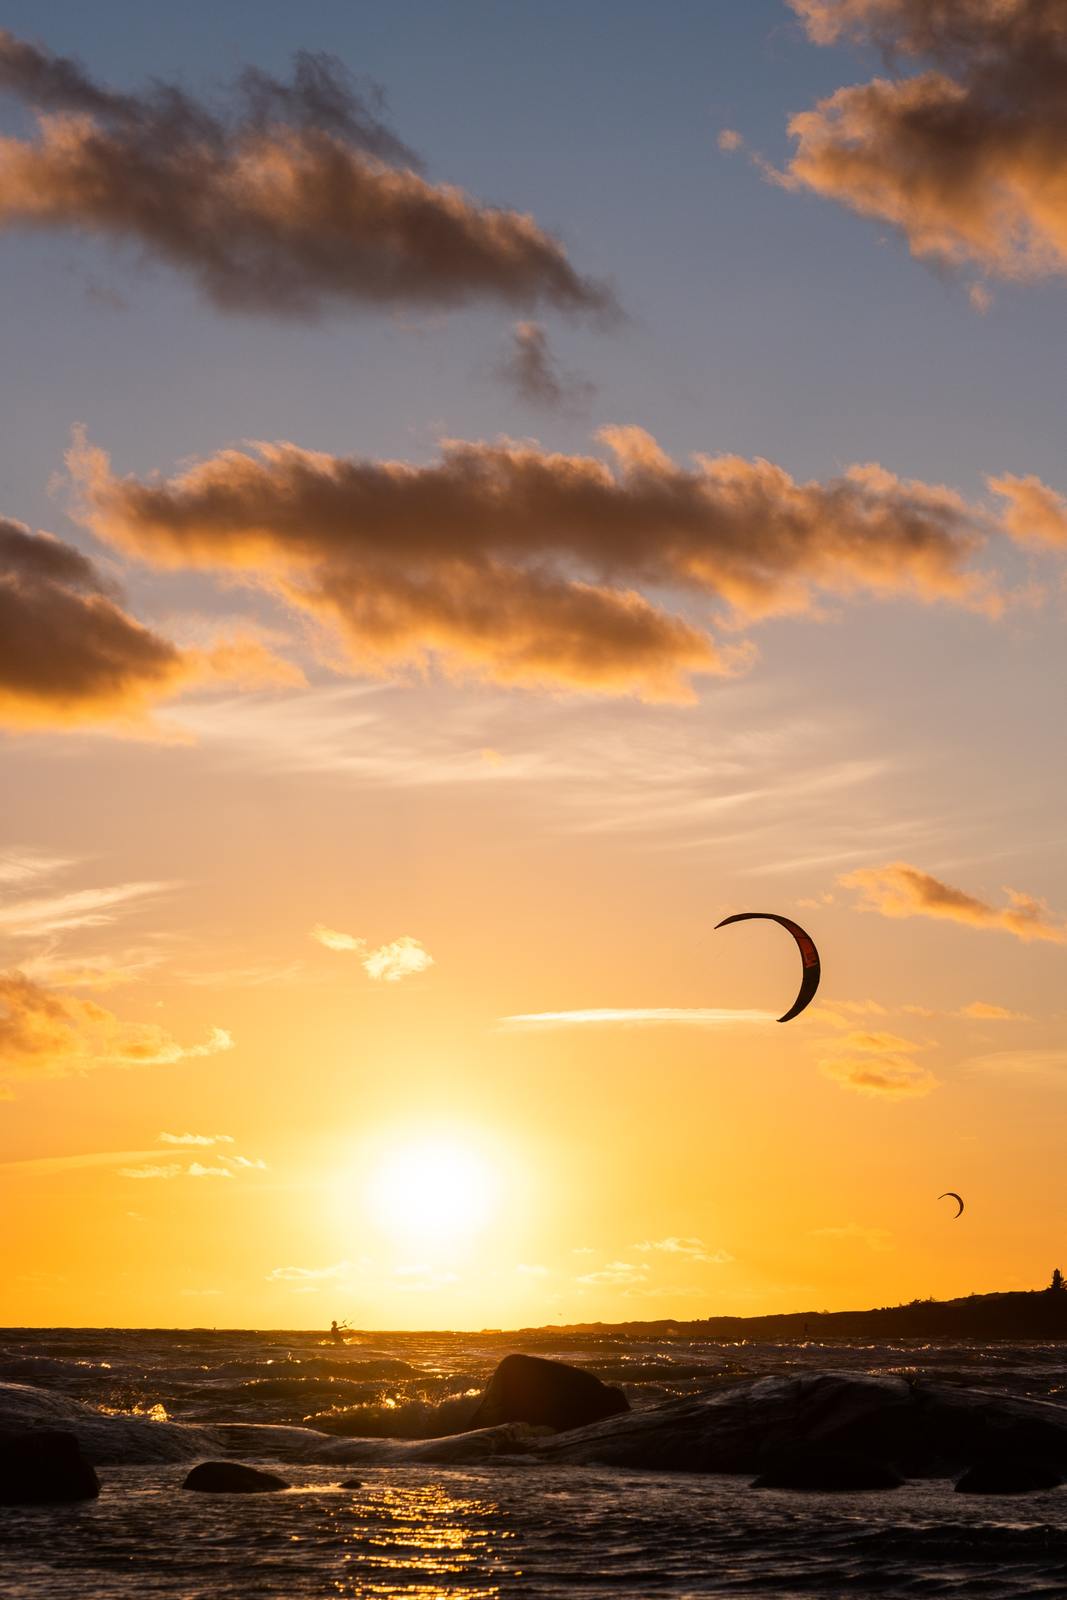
0,849,77,885
576,1260,650,1288
0,32,612,321
121,1149,264,1180
841,861,1067,943
810,1221,893,1251
159,1132,235,1147
310,924,362,952
0,879,172,940
634,1237,734,1264
266,1261,351,1283
501,1007,771,1029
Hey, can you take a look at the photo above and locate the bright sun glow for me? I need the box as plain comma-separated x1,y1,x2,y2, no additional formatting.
366,1137,498,1244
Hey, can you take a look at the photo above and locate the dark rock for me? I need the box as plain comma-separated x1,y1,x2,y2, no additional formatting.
339,1477,363,1488
531,1372,1067,1477
182,1460,289,1493
752,1444,904,1491
0,1429,100,1503
955,1456,1064,1494
469,1354,630,1434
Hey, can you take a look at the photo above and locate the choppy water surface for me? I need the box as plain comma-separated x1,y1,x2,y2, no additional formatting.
2,1328,1067,1598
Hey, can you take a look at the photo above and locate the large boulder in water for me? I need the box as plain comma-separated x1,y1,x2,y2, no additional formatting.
531,1371,1067,1477
0,1430,100,1503
183,1461,289,1493
469,1354,629,1433
752,1444,903,1491
955,1456,1064,1494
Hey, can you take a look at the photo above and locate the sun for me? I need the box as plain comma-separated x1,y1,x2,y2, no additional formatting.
366,1136,498,1246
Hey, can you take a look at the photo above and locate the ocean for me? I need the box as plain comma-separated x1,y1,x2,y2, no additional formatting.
2,1328,1067,1597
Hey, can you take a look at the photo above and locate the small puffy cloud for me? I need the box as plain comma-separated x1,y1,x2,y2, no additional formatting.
0,970,232,1089
634,1237,734,1265
0,32,611,321
820,1055,939,1098
310,923,363,952
781,1,1067,289
960,1000,1030,1021
0,515,293,733
159,1132,235,1146
717,128,744,152
496,322,595,412
311,924,432,981
362,936,433,982
72,428,997,705
840,1030,923,1054
841,862,1067,943
187,1162,233,1178
810,1222,893,1251
119,1163,183,1180
989,473,1067,552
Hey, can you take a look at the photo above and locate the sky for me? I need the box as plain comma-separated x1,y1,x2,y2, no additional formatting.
3,0,1067,1330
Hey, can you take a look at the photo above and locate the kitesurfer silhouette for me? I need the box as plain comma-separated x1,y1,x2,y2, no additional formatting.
329,1320,348,1345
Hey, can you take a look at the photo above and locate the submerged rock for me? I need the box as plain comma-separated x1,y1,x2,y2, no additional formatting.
752,1444,903,1491
954,1456,1064,1494
182,1461,289,1493
0,1381,214,1465
0,1429,100,1503
470,1354,629,1433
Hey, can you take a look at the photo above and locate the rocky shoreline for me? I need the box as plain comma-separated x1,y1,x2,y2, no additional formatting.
5,1356,1067,1499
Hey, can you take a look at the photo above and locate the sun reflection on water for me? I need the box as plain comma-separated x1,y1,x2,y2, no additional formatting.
336,1480,515,1597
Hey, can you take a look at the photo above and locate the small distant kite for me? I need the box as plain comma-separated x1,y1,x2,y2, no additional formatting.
939,1191,965,1218
715,912,821,1023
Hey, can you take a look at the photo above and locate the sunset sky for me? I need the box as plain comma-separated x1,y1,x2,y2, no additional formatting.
4,0,1067,1330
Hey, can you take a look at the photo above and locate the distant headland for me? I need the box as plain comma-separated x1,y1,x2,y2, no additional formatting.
504,1279,1067,1343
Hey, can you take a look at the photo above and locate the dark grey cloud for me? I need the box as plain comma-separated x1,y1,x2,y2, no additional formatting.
0,30,614,319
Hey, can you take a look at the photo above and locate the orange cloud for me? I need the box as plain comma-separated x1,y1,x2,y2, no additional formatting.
989,473,1067,550
0,32,612,319
0,970,232,1087
783,1,1067,286
820,1055,939,1098
960,1000,1030,1021
70,428,996,702
0,516,296,732
841,862,1067,943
